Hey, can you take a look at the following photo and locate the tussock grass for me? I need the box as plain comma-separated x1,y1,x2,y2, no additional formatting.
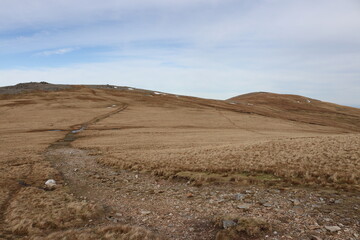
30,225,162,240
4,187,101,235
80,133,360,190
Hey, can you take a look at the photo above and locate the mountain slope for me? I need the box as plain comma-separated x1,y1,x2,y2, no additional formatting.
228,92,360,132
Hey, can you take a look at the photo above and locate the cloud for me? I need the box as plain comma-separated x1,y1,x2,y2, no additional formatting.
0,58,359,107
0,0,359,107
36,48,75,56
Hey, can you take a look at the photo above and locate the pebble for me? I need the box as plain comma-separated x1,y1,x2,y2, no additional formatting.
186,193,194,198
223,220,237,229
235,193,246,200
310,235,322,240
237,203,251,209
324,225,341,232
45,179,56,186
290,199,300,206
140,210,151,216
44,179,56,190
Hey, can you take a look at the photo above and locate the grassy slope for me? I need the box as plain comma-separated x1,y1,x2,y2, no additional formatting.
228,92,360,132
0,84,359,238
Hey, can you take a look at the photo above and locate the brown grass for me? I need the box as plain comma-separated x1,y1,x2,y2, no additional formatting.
1,85,359,238
229,92,360,131
4,187,101,235
30,225,162,240
77,132,360,189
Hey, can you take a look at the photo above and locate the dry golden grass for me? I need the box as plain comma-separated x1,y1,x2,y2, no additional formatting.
4,187,100,235
1,85,359,238
72,92,359,190
229,92,360,131
0,87,134,238
77,131,360,189
30,225,162,240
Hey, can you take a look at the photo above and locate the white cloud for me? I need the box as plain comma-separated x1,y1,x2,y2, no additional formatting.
0,0,359,107
0,59,359,107
36,48,75,56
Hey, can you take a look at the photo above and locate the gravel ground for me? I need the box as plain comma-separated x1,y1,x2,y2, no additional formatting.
46,146,360,240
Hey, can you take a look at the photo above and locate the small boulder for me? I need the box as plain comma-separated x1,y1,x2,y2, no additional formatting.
223,220,237,229
237,203,251,209
325,225,341,232
45,179,56,190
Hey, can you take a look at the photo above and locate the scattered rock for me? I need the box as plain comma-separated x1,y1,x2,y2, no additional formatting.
269,189,281,193
290,199,300,206
237,203,251,209
140,210,151,216
310,235,322,240
223,220,237,229
325,226,341,232
186,193,194,198
235,193,246,200
44,179,56,190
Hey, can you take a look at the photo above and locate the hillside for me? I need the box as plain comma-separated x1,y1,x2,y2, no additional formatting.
228,92,360,132
0,83,359,240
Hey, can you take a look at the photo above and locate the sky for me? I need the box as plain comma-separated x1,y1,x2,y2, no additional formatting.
0,0,359,107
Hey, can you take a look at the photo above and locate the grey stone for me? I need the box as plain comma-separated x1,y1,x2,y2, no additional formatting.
140,210,151,216
325,226,341,232
235,193,246,200
290,199,300,206
223,220,237,229
310,235,322,240
237,203,251,209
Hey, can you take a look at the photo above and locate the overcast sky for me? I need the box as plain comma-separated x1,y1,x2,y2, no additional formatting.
0,0,359,107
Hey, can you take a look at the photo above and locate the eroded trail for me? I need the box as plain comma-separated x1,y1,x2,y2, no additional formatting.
44,104,360,240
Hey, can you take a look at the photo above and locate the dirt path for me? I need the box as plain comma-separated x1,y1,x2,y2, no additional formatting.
44,106,360,240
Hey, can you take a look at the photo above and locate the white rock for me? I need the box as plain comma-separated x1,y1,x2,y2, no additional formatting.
45,179,56,187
